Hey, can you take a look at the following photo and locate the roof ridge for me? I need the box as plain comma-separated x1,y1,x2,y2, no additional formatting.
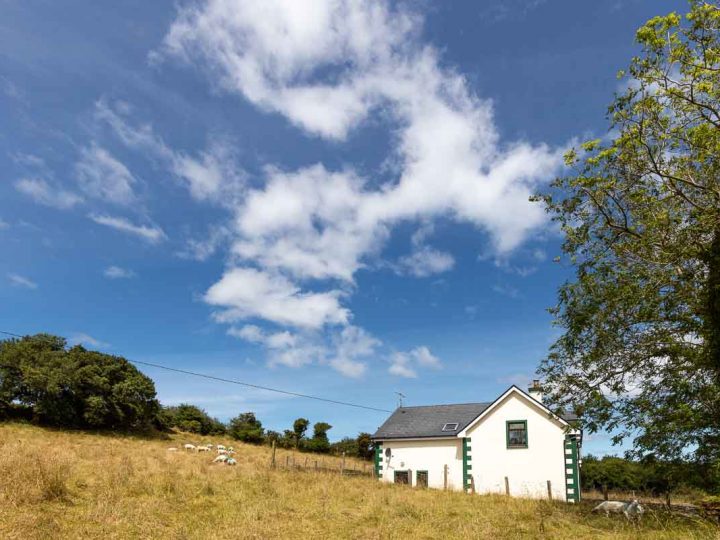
397,401,492,409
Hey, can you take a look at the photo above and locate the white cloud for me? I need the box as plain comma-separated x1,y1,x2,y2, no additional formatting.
328,325,380,378
228,323,377,378
68,333,110,348
154,0,562,297
396,247,455,277
388,346,441,378
205,267,349,330
15,178,82,209
75,144,137,205
0,218,9,230
104,265,136,279
7,273,37,289
89,214,166,243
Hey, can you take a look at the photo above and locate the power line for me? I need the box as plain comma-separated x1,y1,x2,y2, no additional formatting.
0,329,391,413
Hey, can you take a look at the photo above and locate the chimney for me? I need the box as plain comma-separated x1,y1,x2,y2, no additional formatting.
528,379,543,402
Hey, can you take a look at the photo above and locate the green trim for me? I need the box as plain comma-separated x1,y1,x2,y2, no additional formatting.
506,419,528,449
564,435,581,503
462,437,472,491
416,470,428,488
374,442,383,478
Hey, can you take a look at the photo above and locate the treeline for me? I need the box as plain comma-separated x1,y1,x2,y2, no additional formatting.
0,334,373,460
582,455,720,498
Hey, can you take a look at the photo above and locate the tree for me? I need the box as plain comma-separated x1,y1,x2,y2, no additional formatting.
306,422,332,453
0,334,160,430
535,1,720,461
356,432,374,460
228,412,264,444
161,404,226,435
292,417,309,449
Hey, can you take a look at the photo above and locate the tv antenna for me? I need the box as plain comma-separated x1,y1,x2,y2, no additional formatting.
395,392,406,408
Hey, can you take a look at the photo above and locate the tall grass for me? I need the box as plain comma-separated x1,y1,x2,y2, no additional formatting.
0,423,716,539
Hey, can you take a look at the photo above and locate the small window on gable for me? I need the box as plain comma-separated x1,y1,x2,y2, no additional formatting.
442,422,459,432
506,420,528,449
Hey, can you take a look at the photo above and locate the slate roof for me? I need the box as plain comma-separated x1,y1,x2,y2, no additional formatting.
371,387,580,440
371,402,492,440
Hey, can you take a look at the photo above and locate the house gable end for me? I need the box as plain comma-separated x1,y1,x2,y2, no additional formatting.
456,386,570,438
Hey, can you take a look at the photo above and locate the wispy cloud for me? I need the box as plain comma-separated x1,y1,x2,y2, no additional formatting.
103,265,136,279
492,283,520,299
68,333,110,349
75,144,138,205
89,214,166,244
0,218,9,230
8,273,38,289
15,178,82,209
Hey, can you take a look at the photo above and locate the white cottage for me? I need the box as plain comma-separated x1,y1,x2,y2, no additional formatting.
371,382,582,502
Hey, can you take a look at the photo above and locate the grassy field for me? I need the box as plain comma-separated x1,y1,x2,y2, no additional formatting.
0,423,717,539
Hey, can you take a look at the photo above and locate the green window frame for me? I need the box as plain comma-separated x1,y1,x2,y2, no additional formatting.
416,470,428,488
506,420,528,449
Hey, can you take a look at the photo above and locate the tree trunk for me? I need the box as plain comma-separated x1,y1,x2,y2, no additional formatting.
708,224,720,377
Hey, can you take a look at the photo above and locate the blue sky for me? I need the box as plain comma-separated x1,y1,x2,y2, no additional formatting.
0,0,686,454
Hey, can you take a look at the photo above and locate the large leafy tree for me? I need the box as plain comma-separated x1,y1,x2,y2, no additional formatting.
536,1,720,462
0,334,160,430
228,412,264,443
161,403,226,435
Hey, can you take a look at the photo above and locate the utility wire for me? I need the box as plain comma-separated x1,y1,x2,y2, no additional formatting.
0,329,391,413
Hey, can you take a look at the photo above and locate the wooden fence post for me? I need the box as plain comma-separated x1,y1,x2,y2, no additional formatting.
314,460,318,471
270,440,276,469
304,457,308,468
470,476,476,495
602,485,608,501
443,464,448,490
547,480,552,500
504,476,510,496
286,455,290,468
340,452,346,476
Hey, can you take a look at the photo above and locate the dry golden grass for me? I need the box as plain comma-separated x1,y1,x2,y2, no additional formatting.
0,422,717,540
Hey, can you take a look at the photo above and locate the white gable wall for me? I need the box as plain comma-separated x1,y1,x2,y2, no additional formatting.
379,438,463,490
466,391,567,499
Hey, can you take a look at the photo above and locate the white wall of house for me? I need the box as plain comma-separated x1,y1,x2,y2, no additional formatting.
379,438,463,490
465,392,567,500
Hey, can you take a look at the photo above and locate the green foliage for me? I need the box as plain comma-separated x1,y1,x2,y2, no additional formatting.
582,454,720,496
161,404,226,435
0,334,159,430
330,432,374,461
536,1,720,461
228,412,264,444
292,417,309,448
305,421,332,453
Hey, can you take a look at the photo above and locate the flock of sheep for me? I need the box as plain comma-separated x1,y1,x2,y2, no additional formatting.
167,443,238,466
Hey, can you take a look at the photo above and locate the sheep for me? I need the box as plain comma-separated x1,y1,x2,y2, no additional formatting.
167,447,178,452
217,445,226,451
227,450,236,456
217,448,228,455
227,446,234,452
592,500,644,519
197,446,210,452
226,457,237,466
213,454,229,463
184,443,196,451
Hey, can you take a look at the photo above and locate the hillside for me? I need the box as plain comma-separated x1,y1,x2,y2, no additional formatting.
0,423,715,539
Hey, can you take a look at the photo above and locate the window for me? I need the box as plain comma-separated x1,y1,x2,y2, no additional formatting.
441,422,459,432
416,470,428,488
506,420,528,448
394,470,410,485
